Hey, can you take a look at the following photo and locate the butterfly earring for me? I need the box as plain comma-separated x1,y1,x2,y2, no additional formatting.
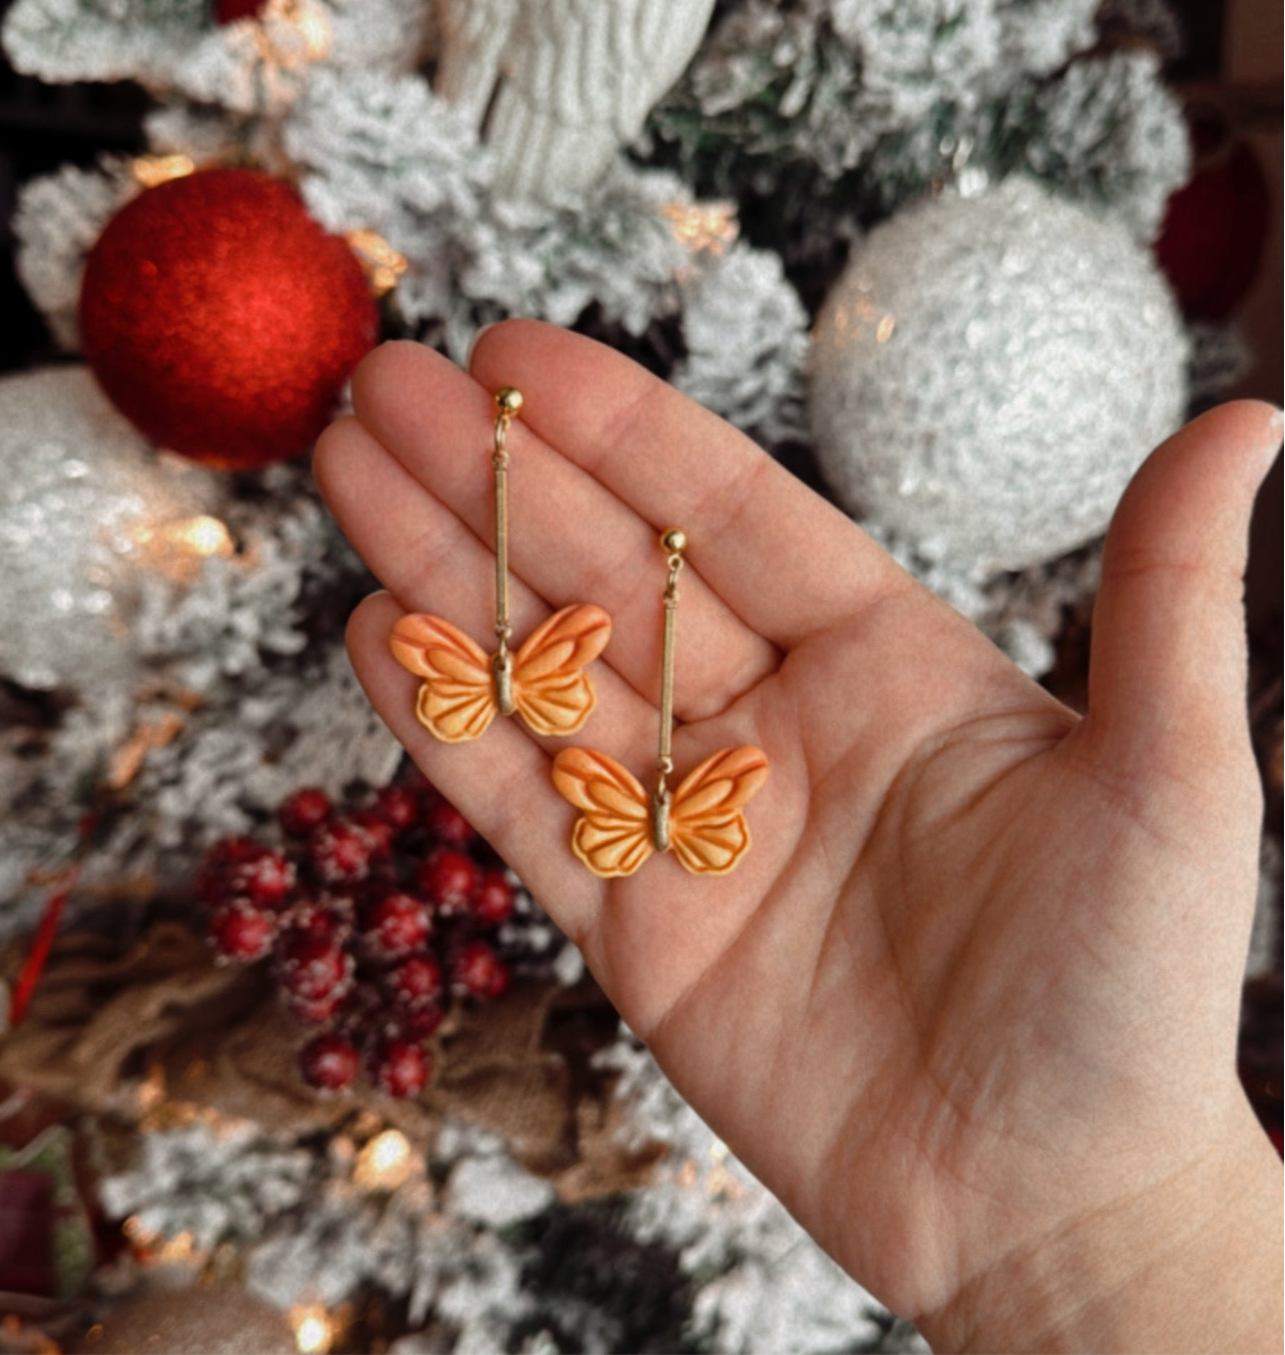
552,530,768,878
389,386,611,743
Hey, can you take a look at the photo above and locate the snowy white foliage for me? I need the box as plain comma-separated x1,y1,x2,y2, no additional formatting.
830,0,1004,122
285,68,489,249
673,242,810,444
597,1027,892,1354
99,1118,313,1250
0,449,391,945
13,160,136,349
655,0,1185,244
101,1115,556,1336
993,0,1097,74
1,0,430,113
286,67,698,361
1022,50,1190,240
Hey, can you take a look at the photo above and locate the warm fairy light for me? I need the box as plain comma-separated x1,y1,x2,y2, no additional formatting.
662,199,739,255
132,154,196,188
129,514,234,581
346,229,409,296
875,314,897,343
291,1305,335,1355
354,1129,416,1190
290,0,333,59
123,1219,205,1266
165,514,235,558
255,0,333,65
154,1230,202,1263
136,1064,168,1114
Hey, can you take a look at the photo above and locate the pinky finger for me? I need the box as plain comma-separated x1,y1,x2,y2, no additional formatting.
345,591,605,947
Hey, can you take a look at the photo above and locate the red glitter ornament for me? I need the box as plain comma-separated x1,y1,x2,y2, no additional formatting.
214,0,270,22
1154,108,1271,322
79,168,378,470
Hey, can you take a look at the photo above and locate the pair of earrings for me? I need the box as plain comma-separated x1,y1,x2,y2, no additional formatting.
389,386,769,879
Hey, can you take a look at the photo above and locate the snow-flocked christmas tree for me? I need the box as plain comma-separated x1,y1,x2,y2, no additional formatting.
0,1,1278,1350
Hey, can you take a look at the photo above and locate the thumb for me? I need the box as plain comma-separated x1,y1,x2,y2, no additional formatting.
1084,400,1281,794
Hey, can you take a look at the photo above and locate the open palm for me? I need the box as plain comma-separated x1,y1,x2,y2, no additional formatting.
315,321,1280,1350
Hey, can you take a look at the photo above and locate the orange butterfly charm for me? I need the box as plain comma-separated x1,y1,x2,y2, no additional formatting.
390,604,611,744
551,745,769,878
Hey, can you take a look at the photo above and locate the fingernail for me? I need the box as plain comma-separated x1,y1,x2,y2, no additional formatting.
466,321,499,371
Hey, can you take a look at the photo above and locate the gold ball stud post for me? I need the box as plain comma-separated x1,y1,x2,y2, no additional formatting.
495,386,524,418
661,528,687,555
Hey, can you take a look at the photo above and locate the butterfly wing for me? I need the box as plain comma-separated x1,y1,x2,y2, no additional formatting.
551,747,653,878
511,604,611,737
668,746,769,876
388,614,497,743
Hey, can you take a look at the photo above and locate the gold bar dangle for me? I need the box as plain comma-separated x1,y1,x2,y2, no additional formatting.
491,386,520,716
651,527,688,852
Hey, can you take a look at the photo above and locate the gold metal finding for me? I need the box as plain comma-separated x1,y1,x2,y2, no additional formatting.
491,387,520,714
653,529,686,845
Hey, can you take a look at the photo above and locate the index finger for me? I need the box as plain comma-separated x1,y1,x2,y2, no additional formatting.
470,319,908,646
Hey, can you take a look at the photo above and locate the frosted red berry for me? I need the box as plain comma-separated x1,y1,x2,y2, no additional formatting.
209,899,277,961
372,784,419,834
384,955,444,1014
299,1032,360,1091
419,847,480,916
282,893,353,944
276,931,354,1003
451,940,510,1001
350,809,394,860
471,868,517,926
235,849,296,907
286,990,347,1025
310,818,374,884
363,892,431,960
425,800,476,849
196,837,266,905
367,1036,430,1099
278,786,333,837
396,1004,445,1040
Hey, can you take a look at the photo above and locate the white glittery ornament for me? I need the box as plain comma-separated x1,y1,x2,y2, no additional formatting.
0,367,224,691
809,177,1187,573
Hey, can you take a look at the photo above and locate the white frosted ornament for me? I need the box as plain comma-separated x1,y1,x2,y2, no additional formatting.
0,368,225,692
809,177,1187,573
435,0,717,203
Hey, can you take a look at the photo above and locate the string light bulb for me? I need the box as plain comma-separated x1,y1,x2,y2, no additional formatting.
662,200,739,256
354,1128,417,1190
291,1305,335,1355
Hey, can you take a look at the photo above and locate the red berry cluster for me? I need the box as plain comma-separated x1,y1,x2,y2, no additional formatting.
197,778,518,1099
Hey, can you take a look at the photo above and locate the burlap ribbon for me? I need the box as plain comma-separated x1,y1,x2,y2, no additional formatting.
0,924,658,1198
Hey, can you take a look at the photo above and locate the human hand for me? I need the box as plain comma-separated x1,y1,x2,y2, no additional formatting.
315,322,1283,1353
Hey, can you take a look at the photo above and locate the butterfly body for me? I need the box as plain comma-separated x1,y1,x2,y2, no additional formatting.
390,604,611,743
552,745,769,878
